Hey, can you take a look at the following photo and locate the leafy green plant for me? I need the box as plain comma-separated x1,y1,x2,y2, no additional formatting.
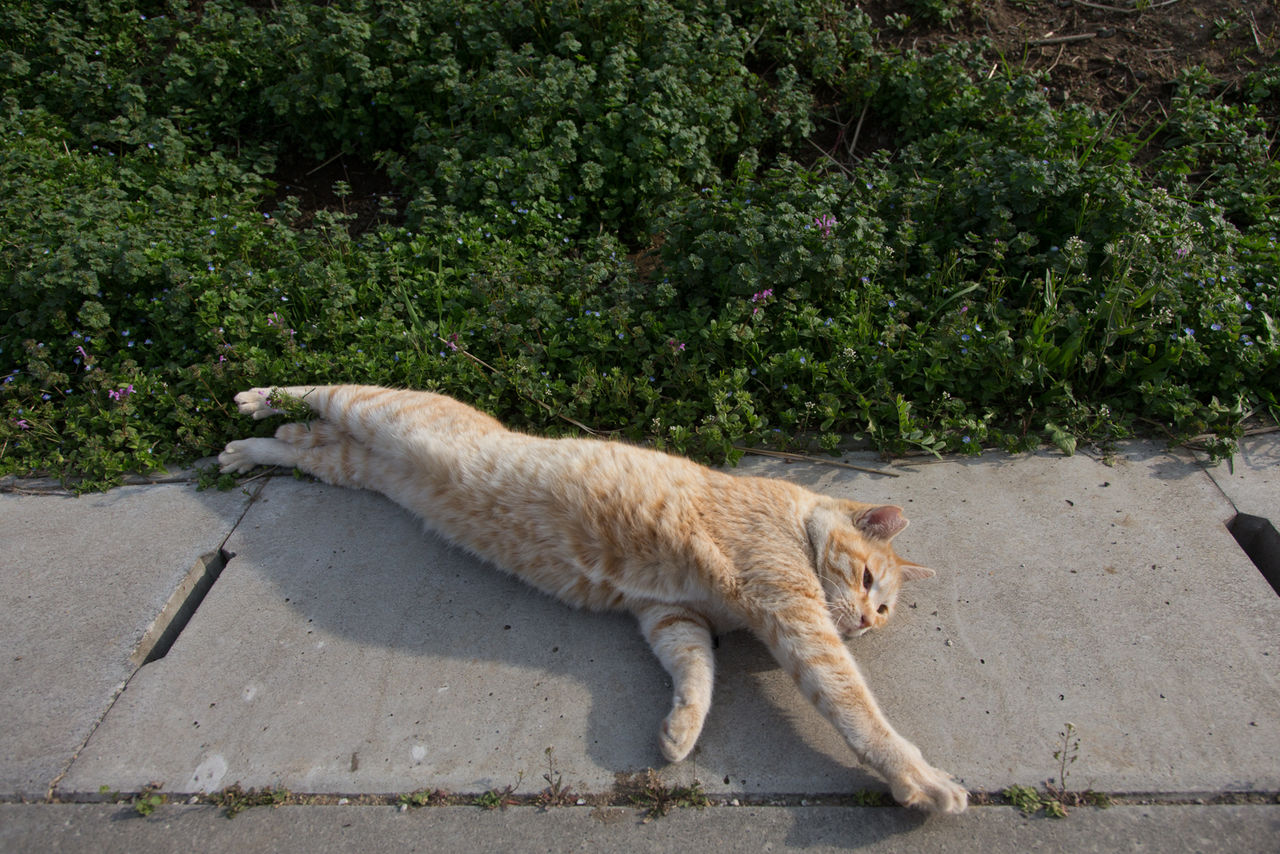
0,0,1275,491
209,783,291,818
1004,722,1115,818
849,789,896,807
398,788,451,808
473,771,522,810
624,769,708,821
131,784,167,817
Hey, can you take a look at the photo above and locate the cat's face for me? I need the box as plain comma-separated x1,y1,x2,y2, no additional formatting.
812,504,934,638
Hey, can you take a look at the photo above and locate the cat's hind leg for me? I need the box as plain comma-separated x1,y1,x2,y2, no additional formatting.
233,386,321,419
219,420,374,491
219,418,343,473
218,436,302,473
634,602,716,763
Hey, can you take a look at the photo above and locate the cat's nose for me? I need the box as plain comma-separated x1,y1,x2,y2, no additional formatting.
858,614,873,630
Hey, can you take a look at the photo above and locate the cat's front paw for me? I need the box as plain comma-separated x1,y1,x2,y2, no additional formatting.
234,388,283,419
658,703,705,763
889,758,968,814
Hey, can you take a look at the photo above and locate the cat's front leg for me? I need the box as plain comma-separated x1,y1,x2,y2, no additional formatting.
633,602,716,763
745,580,967,814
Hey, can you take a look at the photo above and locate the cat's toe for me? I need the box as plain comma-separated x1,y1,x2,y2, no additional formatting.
891,761,968,814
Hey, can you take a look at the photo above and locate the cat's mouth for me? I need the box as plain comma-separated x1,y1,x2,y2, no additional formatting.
834,612,871,639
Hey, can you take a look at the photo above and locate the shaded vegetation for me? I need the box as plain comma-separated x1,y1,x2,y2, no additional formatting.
1,0,1276,489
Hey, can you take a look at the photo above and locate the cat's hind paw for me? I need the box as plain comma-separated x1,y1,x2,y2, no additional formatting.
234,388,284,419
890,760,969,815
220,440,285,473
218,439,260,474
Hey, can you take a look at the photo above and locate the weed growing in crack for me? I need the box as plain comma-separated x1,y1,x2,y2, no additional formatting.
848,789,896,807
397,788,452,808
473,772,523,810
131,783,167,817
536,747,576,808
623,769,708,821
1047,721,1080,804
209,783,291,818
1003,722,1112,818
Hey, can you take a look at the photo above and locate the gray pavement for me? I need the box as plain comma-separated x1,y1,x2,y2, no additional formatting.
1,435,1277,851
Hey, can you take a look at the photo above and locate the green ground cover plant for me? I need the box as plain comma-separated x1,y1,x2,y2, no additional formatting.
1,0,1276,489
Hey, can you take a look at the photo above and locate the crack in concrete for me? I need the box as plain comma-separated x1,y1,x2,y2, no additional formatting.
42,479,269,802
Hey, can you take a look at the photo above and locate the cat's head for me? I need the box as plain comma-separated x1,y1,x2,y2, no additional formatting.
807,502,935,638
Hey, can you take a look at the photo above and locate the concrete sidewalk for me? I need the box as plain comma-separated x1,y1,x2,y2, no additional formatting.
1,435,1277,851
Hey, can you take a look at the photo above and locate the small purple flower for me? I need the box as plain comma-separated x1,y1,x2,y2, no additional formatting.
15,419,30,430
750,288,774,303
446,332,460,352
668,339,686,352
814,214,836,237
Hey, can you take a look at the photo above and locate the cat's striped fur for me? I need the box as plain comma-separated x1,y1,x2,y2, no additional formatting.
219,384,967,813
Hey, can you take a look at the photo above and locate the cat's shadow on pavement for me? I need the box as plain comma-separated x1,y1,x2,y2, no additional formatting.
230,474,885,798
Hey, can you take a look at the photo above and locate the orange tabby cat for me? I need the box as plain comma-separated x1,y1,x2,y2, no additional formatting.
219,384,967,813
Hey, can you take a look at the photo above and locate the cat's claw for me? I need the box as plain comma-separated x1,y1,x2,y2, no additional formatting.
234,388,284,419
889,759,969,814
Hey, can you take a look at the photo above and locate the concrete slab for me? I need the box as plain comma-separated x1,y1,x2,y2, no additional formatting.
2,803,1278,854
0,484,257,799
1202,432,1279,522
58,442,1280,800
59,477,686,797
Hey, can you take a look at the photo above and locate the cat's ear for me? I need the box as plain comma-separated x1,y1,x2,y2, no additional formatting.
854,505,909,540
899,562,935,582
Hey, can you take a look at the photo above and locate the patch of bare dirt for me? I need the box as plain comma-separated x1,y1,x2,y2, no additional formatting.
861,0,1280,125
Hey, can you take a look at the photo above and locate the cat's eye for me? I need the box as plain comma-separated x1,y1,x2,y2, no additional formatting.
877,604,889,615
862,568,873,590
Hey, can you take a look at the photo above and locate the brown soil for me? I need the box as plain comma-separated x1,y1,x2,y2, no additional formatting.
861,0,1280,124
